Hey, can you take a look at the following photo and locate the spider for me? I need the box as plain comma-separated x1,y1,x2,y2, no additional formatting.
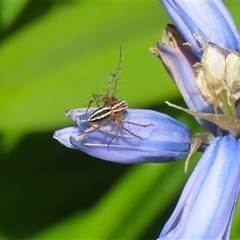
80,47,154,146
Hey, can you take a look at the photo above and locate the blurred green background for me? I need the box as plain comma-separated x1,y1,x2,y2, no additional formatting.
1,1,240,239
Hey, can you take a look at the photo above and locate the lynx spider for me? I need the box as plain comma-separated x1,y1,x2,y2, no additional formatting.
80,47,154,146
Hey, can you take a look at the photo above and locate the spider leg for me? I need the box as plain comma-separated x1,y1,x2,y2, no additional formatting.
111,46,122,99
107,119,119,146
118,122,143,140
86,94,104,114
121,120,154,127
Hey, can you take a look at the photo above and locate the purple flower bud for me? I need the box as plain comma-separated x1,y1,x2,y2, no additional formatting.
158,134,240,239
161,0,240,52
53,109,190,163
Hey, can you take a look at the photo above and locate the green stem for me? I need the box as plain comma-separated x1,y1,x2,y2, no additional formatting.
219,92,238,118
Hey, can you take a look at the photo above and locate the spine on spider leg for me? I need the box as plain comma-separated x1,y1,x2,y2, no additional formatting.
111,46,122,99
85,94,101,113
105,74,112,99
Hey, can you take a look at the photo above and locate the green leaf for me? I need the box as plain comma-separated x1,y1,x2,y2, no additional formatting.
0,2,178,134
32,160,196,239
0,1,29,31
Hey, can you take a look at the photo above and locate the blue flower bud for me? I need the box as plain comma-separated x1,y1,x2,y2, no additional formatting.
161,1,240,52
158,134,240,239
54,109,191,163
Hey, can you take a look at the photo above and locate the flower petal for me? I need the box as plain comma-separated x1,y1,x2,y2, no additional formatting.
151,25,217,134
53,127,79,149
161,1,240,52
158,134,240,239
54,109,191,163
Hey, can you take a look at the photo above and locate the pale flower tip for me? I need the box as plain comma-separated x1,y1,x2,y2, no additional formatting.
65,108,88,121
53,127,80,149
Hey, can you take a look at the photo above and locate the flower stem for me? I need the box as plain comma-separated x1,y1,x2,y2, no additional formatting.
219,91,238,118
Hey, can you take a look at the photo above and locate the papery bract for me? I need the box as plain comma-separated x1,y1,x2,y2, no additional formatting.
150,25,216,133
